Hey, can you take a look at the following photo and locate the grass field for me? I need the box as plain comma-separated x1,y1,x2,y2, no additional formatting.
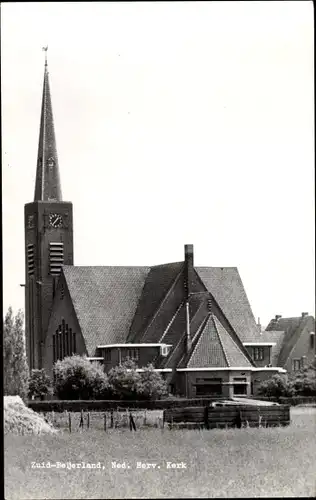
4,407,316,499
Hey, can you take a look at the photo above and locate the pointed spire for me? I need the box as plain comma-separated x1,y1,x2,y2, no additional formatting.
34,48,62,201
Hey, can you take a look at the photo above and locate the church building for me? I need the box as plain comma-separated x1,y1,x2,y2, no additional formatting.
24,58,289,398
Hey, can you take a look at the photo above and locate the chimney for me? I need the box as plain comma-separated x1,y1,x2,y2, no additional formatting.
185,244,194,267
257,317,261,331
301,312,308,318
275,315,282,321
184,244,194,300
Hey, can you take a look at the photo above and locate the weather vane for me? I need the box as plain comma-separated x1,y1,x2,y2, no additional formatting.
42,46,48,67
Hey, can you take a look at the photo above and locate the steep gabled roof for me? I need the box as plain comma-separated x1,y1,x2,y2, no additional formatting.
179,314,253,369
63,266,149,355
127,262,183,343
196,267,260,343
266,315,315,367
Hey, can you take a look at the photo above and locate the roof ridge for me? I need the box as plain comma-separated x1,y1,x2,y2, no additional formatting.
213,315,230,367
159,301,184,343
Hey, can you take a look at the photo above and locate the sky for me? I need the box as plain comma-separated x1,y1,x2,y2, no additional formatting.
2,1,314,327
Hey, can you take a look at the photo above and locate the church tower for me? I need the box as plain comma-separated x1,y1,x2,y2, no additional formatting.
24,52,73,370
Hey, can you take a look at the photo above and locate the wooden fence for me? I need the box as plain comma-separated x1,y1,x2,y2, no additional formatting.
43,408,163,432
163,405,291,429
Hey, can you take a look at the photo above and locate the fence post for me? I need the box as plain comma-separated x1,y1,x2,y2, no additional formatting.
110,410,114,428
79,409,84,429
104,413,107,432
235,409,242,429
204,405,209,430
87,412,90,430
129,412,136,431
68,412,72,433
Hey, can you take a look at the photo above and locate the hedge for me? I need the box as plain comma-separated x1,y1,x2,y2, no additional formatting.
27,395,316,413
27,397,229,413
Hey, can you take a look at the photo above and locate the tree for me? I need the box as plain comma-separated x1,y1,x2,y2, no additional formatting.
136,364,168,400
257,374,295,398
3,307,15,396
3,307,29,400
53,355,110,400
28,369,52,400
108,359,142,400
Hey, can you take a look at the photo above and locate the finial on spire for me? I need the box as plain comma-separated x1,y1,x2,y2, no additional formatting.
42,46,48,68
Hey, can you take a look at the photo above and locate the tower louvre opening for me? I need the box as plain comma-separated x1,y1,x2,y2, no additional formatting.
49,242,64,276
27,244,35,275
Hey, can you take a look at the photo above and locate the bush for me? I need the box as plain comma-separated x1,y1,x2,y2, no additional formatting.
53,355,110,400
28,369,52,400
136,364,168,400
289,364,316,396
257,374,295,398
108,359,141,400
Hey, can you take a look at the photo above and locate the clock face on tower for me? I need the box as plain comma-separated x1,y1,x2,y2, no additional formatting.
49,213,63,229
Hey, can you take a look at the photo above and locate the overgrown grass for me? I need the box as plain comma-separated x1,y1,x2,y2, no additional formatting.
5,408,316,499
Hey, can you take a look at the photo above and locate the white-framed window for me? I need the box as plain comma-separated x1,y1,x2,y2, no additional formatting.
160,345,169,357
232,377,248,395
293,359,301,371
127,348,139,361
253,347,264,361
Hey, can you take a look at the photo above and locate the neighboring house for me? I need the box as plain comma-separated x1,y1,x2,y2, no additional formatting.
263,314,316,373
24,57,287,399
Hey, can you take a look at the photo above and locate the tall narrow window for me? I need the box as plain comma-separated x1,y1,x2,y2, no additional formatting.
65,326,69,356
69,327,73,354
310,332,315,350
59,331,63,359
53,334,56,363
55,331,59,360
62,329,66,358
73,331,76,353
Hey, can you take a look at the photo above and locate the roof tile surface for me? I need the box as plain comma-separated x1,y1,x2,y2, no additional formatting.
63,266,149,355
